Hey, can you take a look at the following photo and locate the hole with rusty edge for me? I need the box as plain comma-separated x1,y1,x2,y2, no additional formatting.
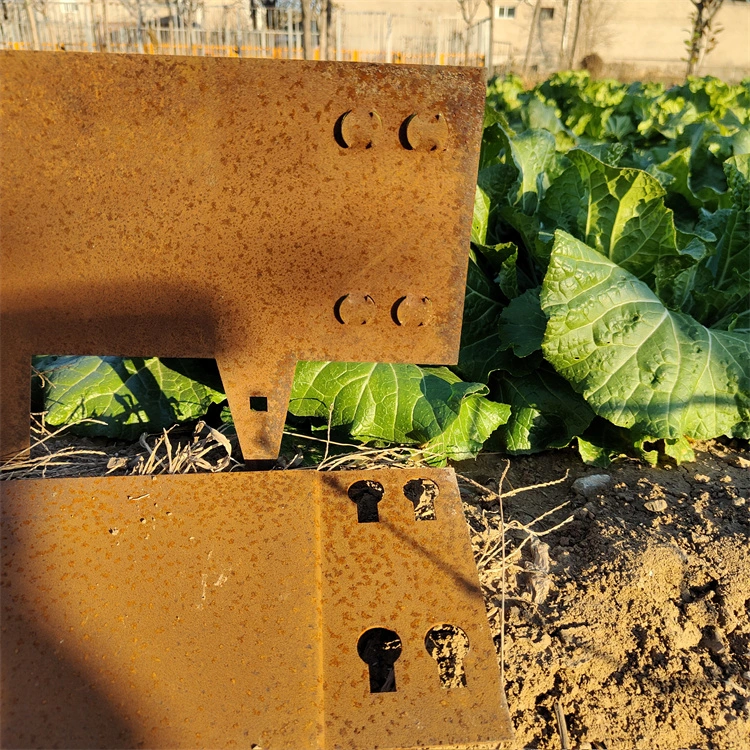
403,478,438,521
333,295,347,324
390,296,407,326
425,624,469,688
249,396,268,412
348,479,384,523
334,294,376,325
333,111,350,149
358,628,402,693
334,110,380,149
398,114,416,150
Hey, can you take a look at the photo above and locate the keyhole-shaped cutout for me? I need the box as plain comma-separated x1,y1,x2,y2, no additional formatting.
357,628,402,693
348,480,384,523
425,624,469,688
403,478,438,521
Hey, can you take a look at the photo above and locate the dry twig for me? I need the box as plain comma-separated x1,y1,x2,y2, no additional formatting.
457,465,575,681
282,429,434,471
0,415,237,479
0,415,110,480
128,422,236,475
554,699,570,750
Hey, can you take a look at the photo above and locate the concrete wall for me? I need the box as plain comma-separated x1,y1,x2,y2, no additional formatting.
336,0,750,78
605,1,749,77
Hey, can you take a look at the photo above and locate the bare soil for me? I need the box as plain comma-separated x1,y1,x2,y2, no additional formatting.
456,439,750,750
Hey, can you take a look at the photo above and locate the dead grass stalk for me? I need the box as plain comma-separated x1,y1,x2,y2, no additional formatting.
0,415,236,480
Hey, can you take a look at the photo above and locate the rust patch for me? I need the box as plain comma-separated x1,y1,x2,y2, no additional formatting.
0,51,485,461
1,469,513,748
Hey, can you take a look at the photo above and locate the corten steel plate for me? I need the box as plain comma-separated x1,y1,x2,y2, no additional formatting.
1,468,513,748
0,51,485,462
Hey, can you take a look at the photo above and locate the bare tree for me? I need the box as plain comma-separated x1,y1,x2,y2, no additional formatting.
23,0,40,49
117,0,143,21
567,0,584,68
685,0,724,76
115,0,146,51
575,0,614,63
564,0,614,69
181,0,203,29
456,0,481,65
248,0,259,30
300,0,312,59
522,0,543,73
306,0,331,60
485,0,495,76
559,0,571,66
118,0,202,28
318,0,332,60
29,0,50,18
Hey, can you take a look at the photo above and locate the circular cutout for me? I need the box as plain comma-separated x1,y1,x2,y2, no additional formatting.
392,295,433,326
403,113,449,151
335,294,376,325
335,109,383,149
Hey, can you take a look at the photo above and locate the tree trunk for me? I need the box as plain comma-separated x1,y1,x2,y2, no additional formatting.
568,0,585,68
300,0,312,60
320,0,328,60
522,0,543,73
24,0,40,51
685,0,724,77
559,0,572,67
101,0,110,51
136,0,145,54
458,0,480,67
687,2,703,75
486,0,495,77
327,2,334,58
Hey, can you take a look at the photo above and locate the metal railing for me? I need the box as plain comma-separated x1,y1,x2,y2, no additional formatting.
0,1,511,67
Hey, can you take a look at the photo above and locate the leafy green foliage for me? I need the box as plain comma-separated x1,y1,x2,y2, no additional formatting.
287,362,509,464
493,365,594,454
456,253,510,383
537,149,685,283
479,73,749,461
34,356,225,440
36,74,750,466
498,288,546,358
542,232,750,441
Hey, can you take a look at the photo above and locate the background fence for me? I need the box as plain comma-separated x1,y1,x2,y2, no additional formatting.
0,1,512,68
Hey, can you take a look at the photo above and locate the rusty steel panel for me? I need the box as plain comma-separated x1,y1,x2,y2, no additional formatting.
318,471,511,748
1,472,324,749
1,469,513,748
0,51,486,461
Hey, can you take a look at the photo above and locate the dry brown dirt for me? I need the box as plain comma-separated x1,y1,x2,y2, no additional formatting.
456,439,750,750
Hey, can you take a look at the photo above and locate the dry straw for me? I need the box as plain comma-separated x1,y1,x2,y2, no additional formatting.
0,414,236,480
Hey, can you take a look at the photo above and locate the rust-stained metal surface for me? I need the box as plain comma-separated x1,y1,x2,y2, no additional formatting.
0,51,486,461
1,469,513,748
0,52,509,749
